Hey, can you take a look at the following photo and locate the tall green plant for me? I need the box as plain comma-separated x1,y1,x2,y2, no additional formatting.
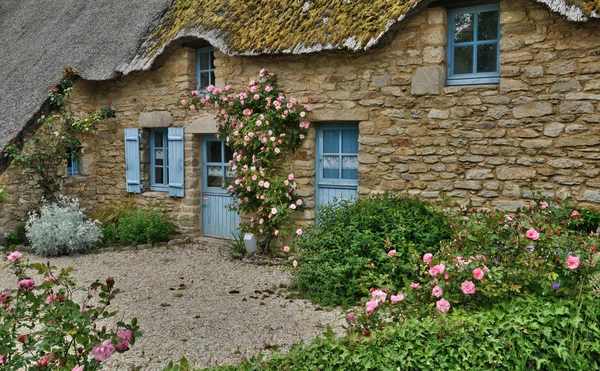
181,69,310,250
3,68,115,196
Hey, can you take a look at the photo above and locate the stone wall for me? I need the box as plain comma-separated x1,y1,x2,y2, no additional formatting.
2,0,600,237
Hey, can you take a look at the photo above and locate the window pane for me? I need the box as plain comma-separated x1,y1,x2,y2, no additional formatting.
207,166,223,187
210,71,215,86
200,51,210,70
155,149,164,166
323,130,339,153
323,155,340,179
155,167,164,184
478,11,499,41
207,141,222,163
454,13,474,43
154,131,163,148
342,130,359,154
209,52,215,69
224,144,233,162
342,156,358,180
454,45,474,75
200,72,210,88
225,167,236,187
477,44,498,73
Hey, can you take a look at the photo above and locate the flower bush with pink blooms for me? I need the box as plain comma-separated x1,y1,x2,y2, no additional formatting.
345,197,600,335
0,252,139,370
181,69,309,250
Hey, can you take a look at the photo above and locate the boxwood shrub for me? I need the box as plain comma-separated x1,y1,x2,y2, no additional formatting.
290,194,451,306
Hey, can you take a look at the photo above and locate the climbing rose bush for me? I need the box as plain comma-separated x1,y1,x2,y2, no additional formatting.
345,197,600,335
0,252,139,370
182,69,310,248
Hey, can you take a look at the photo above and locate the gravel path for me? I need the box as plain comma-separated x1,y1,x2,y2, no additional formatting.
0,239,344,370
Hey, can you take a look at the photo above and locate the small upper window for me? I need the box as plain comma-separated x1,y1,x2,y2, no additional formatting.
447,4,501,85
67,148,79,176
196,47,215,90
150,128,169,191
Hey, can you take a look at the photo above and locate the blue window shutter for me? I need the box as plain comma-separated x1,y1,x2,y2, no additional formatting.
168,127,185,197
124,128,141,193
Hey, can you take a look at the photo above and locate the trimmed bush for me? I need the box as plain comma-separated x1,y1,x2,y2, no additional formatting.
194,297,600,371
26,196,102,256
116,209,175,245
291,194,451,306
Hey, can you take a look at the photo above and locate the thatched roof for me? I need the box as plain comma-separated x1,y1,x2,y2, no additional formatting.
1,0,599,153
0,0,171,152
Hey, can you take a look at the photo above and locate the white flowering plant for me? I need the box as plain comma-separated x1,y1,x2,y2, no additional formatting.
0,251,139,370
181,69,310,250
26,196,102,257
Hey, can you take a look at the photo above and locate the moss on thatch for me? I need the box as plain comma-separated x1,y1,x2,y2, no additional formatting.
148,0,420,56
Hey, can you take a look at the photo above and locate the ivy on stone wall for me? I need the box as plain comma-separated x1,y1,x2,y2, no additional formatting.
181,69,310,250
3,68,116,197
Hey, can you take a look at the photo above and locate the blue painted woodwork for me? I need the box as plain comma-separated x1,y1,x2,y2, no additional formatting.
447,4,501,85
124,128,141,193
196,47,215,90
201,135,240,238
316,123,359,209
168,127,185,197
150,128,169,192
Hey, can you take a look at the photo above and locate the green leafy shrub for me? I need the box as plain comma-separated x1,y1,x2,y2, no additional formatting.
116,208,175,245
197,296,600,371
291,194,451,306
26,196,102,256
91,197,139,244
1,251,140,370
5,224,28,247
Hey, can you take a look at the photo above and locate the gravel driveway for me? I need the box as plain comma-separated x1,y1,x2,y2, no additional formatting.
0,239,343,370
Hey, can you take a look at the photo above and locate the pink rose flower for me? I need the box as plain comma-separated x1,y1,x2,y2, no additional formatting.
436,299,451,313
180,99,187,106
7,251,22,262
293,260,298,268
388,249,397,257
36,354,54,367
347,313,355,322
296,199,303,206
274,230,279,236
525,228,540,240
92,340,115,361
0,355,7,365
116,329,132,351
566,255,580,270
283,246,290,253
290,204,297,210
189,105,196,111
540,201,549,210
391,294,404,303
371,289,387,303
423,253,433,265
429,264,445,277
366,298,379,314
288,174,295,180
432,285,443,298
472,268,485,281
72,365,84,371
572,210,580,217
410,282,420,289
45,293,58,305
18,279,35,291
461,281,477,295
43,276,56,282
271,207,278,215
296,228,303,236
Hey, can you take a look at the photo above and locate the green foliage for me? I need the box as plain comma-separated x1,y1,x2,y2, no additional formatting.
116,208,175,245
196,296,600,371
5,224,28,247
290,194,451,306
3,68,115,196
90,197,139,244
1,252,140,370
227,232,248,260
0,186,6,203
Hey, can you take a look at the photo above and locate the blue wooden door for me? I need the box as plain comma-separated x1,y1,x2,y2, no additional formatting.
316,123,359,208
201,135,240,238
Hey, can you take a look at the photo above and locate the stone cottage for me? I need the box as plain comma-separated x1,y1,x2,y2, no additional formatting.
1,0,600,238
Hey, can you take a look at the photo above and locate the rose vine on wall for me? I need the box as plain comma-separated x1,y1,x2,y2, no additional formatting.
182,69,310,250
